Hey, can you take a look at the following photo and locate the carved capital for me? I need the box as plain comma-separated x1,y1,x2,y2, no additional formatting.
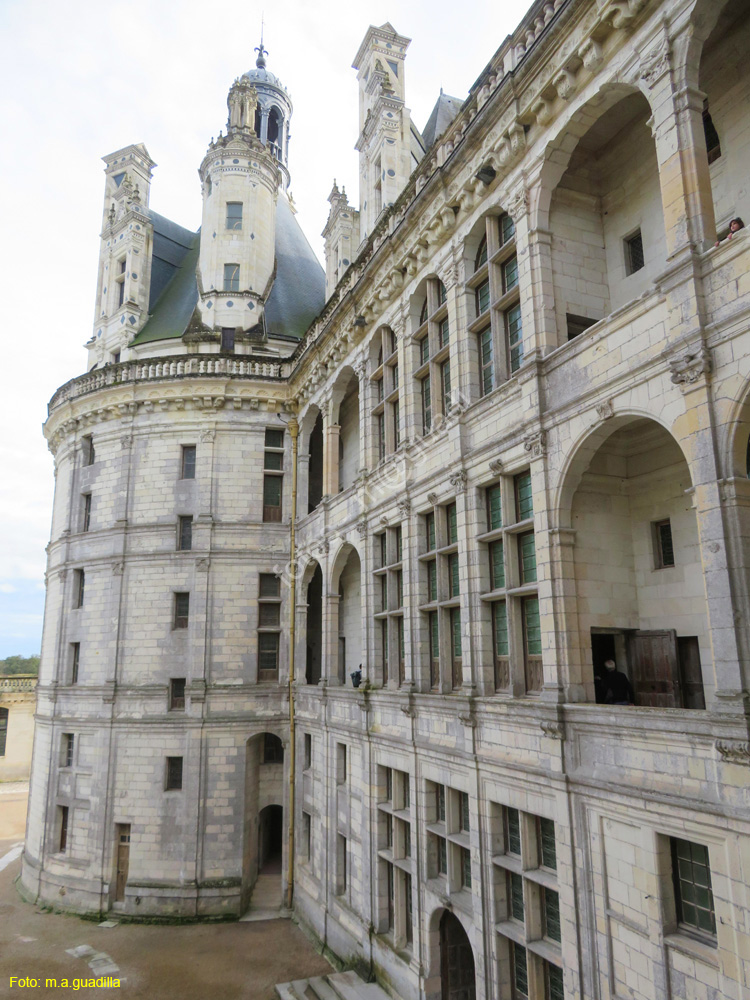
540,721,565,740
715,740,750,765
397,498,412,517
507,186,530,222
356,518,368,538
449,469,468,493
524,431,546,458
596,399,614,421
427,492,439,505
669,347,712,390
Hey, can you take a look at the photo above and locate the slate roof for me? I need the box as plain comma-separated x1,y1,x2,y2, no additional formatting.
421,91,464,150
131,196,324,346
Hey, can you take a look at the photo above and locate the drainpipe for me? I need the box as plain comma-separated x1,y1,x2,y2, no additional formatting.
286,417,299,911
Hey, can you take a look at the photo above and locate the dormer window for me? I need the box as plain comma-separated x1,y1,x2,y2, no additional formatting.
223,264,240,292
226,202,242,230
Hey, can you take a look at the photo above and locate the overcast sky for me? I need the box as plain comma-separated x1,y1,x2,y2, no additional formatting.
0,0,531,658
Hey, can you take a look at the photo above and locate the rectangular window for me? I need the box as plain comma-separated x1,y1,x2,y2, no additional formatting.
451,608,462,688
436,784,446,822
515,471,533,522
259,602,280,627
263,475,283,522
513,942,529,1000
500,213,515,245
446,503,458,545
304,733,312,769
180,445,196,480
337,834,347,894
476,279,490,316
505,807,521,856
654,519,675,568
486,484,502,531
223,263,240,292
506,303,523,373
405,871,413,946
59,806,69,853
441,360,452,412
74,569,85,609
429,611,439,687
226,202,243,230
419,336,430,367
625,230,645,275
169,678,186,711
523,596,543,692
518,531,537,584
379,532,387,568
259,573,281,598
393,400,401,448
502,255,519,293
459,791,470,832
62,733,75,768
258,633,280,680
336,742,347,785
439,316,450,349
166,756,183,790
509,870,525,922
493,601,509,689
82,435,95,467
421,377,432,433
220,327,235,353
302,811,312,862
425,511,436,552
489,540,505,590
381,619,389,683
178,515,193,551
173,592,190,629
437,836,447,875
377,413,385,461
265,428,284,450
545,962,564,1000
394,525,403,563
479,326,494,396
448,553,460,597
70,643,80,685
461,847,472,889
671,838,716,937
118,276,125,307
539,817,557,870
543,888,561,942
82,493,92,533
427,560,437,602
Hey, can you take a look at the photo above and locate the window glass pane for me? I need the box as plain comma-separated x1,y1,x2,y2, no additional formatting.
265,428,284,449
544,888,561,942
501,213,515,245
427,560,437,602
258,633,279,676
449,553,459,597
451,608,462,656
461,847,472,888
672,838,716,935
437,836,447,874
502,255,519,293
547,963,564,1000
513,943,528,998
263,475,282,507
181,445,196,479
539,817,557,870
439,317,450,348
264,451,283,470
223,263,240,292
421,377,432,433
441,361,451,410
259,574,280,598
476,279,490,315
506,807,521,855
519,531,537,584
426,512,436,552
490,540,505,590
493,602,509,657
420,336,430,366
259,603,280,627
506,303,523,372
475,237,488,270
480,325,493,395
487,484,502,530
446,503,458,545
438,281,447,305
510,871,524,921
523,597,542,656
515,471,533,521
226,202,243,229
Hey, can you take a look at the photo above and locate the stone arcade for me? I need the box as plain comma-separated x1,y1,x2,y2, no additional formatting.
22,3,750,999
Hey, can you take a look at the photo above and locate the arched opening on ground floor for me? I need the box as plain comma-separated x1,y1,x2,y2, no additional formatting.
440,910,476,1000
258,804,283,874
241,732,285,912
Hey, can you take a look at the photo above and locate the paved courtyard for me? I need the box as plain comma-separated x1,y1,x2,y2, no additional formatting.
0,785,331,1000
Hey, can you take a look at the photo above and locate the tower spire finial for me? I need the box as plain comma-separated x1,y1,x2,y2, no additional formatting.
255,17,267,68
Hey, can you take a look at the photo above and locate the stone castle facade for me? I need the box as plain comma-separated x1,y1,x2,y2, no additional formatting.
22,2,750,998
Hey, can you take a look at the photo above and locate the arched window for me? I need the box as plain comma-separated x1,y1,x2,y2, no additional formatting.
475,235,488,271
254,106,262,137
419,298,428,326
702,100,721,164
268,108,282,149
0,707,8,757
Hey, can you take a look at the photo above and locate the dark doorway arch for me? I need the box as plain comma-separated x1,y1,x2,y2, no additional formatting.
258,804,283,874
440,911,476,1000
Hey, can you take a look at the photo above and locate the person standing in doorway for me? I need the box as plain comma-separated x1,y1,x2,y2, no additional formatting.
602,658,634,705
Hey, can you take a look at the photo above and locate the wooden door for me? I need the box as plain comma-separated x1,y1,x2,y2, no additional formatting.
627,630,679,707
440,911,476,1000
115,825,130,902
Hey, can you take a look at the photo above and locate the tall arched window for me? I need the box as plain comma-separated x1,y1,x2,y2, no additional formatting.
0,707,8,757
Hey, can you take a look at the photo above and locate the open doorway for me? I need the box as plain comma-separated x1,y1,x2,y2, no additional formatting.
258,804,283,874
440,911,476,1000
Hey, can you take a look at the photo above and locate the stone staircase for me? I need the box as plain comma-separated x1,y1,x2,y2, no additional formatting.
239,872,290,922
275,969,392,1000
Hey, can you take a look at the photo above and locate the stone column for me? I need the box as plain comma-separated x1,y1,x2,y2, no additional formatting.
354,358,370,479
322,589,341,685
322,396,341,498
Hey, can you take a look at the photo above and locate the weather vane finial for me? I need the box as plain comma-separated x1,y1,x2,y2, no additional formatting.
255,16,267,68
